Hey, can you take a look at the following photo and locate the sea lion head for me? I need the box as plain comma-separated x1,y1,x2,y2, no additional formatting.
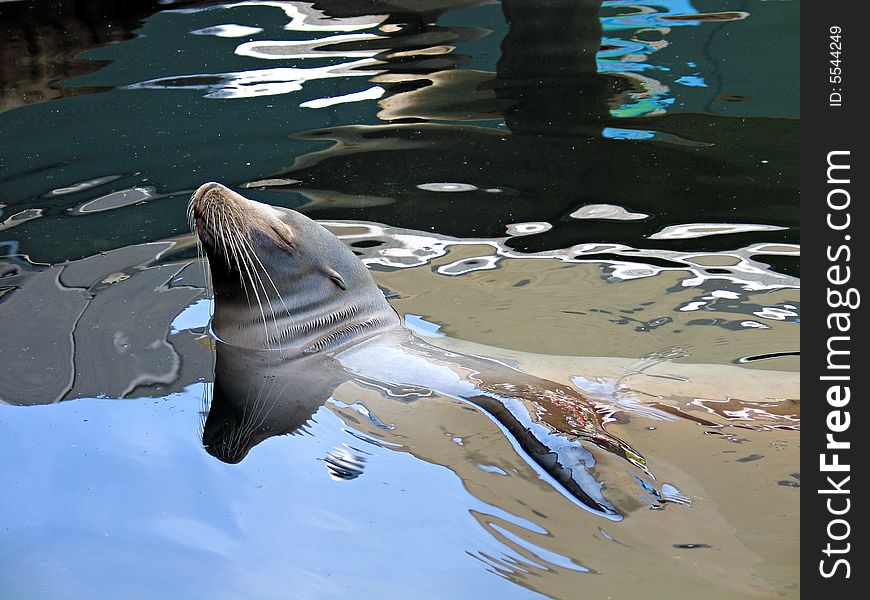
190,182,393,349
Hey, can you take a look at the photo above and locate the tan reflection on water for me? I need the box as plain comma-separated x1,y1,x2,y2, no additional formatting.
378,244,799,371
329,380,798,599
342,244,800,598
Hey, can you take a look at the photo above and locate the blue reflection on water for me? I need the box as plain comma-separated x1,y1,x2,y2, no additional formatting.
599,0,748,117
602,127,655,140
0,389,561,599
675,75,708,87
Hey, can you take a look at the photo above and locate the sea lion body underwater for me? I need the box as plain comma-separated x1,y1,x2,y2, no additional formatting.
191,182,646,519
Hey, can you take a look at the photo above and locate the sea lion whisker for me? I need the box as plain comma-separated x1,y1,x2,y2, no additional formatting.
210,205,232,275
222,212,271,345
188,203,210,307
203,201,234,297
230,226,277,347
237,232,291,331
219,210,252,309
194,204,214,307
228,376,262,453
190,195,213,305
243,357,306,444
242,381,277,444
235,373,281,452
222,377,257,456
212,206,233,274
201,239,213,313
214,204,234,274
187,195,198,233
198,380,211,436
186,192,195,225
239,232,285,305
232,230,289,347
235,232,277,319
225,216,256,310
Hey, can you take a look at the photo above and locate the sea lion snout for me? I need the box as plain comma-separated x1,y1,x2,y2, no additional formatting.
190,181,297,255
191,181,243,217
191,182,221,216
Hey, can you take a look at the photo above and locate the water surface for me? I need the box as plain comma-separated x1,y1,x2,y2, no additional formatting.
1,1,799,598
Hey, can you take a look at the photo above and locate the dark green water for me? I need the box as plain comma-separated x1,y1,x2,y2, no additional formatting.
1,1,799,598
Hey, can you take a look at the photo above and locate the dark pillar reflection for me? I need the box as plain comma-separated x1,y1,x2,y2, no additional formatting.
270,1,798,261
494,0,609,136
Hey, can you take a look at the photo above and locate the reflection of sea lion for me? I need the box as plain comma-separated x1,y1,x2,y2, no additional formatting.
202,342,349,464
192,182,647,519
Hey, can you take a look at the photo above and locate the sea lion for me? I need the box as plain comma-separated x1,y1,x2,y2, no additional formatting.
191,181,647,519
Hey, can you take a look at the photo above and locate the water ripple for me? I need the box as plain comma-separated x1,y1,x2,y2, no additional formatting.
322,220,799,290
127,59,382,99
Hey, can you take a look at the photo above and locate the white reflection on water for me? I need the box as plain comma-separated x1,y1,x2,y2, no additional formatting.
437,255,501,276
322,220,799,291
0,209,43,232
236,33,385,59
752,306,799,321
505,222,552,236
570,204,649,221
192,24,264,37
70,186,156,214
484,521,591,573
417,182,479,192
128,59,382,99
168,1,385,32
300,86,385,109
132,2,388,100
648,223,787,240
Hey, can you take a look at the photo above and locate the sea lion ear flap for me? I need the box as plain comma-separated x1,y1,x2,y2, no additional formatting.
325,268,347,291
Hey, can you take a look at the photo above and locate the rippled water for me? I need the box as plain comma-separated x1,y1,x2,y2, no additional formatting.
1,1,798,598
